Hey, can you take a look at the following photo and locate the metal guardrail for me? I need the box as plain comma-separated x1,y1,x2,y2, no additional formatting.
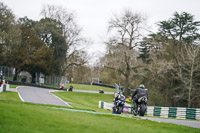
7,80,60,90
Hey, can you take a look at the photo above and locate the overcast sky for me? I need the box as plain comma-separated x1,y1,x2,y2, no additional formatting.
2,0,200,60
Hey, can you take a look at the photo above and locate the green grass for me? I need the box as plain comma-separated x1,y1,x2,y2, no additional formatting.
43,84,60,89
0,91,200,133
9,84,20,88
67,83,115,92
0,100,199,133
0,91,21,102
53,91,114,112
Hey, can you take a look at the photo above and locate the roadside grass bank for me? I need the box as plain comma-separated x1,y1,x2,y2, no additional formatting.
53,91,114,112
9,84,20,88
0,100,200,133
0,91,21,102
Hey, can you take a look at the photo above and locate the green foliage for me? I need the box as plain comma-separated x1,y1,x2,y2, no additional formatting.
145,12,200,108
158,12,200,43
35,18,67,75
10,25,55,82
138,38,152,64
0,2,19,66
0,2,88,85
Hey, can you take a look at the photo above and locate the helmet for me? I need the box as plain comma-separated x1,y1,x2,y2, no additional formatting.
139,84,145,88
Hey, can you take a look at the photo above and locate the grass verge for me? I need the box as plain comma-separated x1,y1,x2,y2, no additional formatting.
0,91,200,132
9,84,19,88
0,91,21,102
0,100,199,133
53,91,114,112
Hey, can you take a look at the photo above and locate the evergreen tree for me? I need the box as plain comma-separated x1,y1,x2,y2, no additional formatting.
0,2,19,65
138,38,151,64
158,12,200,43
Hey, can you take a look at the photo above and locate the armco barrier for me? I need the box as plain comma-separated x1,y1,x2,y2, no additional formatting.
196,109,200,120
98,101,200,120
168,107,177,118
99,101,133,113
7,81,60,90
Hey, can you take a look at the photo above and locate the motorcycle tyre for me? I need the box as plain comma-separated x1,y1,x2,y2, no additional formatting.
117,106,123,114
133,110,137,116
112,107,117,114
139,104,146,116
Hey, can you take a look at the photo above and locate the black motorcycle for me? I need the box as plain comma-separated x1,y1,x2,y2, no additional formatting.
112,94,125,114
133,96,147,116
68,85,73,91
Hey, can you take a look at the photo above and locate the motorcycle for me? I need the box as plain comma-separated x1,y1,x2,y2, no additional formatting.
133,96,147,116
68,85,73,91
112,94,125,114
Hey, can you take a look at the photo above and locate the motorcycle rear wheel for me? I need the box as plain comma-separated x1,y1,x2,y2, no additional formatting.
139,104,146,116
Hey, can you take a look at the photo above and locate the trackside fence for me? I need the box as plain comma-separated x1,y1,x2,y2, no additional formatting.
98,101,200,120
0,66,67,88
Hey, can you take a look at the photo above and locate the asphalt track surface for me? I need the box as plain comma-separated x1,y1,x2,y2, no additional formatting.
16,86,200,129
141,117,200,129
17,86,71,107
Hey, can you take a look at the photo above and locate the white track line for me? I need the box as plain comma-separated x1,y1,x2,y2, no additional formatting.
16,86,25,102
49,90,72,107
17,86,71,107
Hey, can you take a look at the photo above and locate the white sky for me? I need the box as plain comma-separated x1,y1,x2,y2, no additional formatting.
2,0,200,61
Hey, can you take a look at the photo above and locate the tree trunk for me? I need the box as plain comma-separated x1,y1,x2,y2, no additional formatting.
31,72,36,83
124,75,130,97
13,68,20,81
188,63,194,108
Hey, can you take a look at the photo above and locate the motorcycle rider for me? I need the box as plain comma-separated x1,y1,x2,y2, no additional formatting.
114,92,125,105
68,85,73,91
132,84,148,115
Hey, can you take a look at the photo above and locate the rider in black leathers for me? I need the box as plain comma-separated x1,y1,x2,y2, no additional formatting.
132,84,148,114
113,92,125,107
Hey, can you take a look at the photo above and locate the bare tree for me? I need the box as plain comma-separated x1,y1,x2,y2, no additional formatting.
102,10,146,96
175,43,200,107
147,45,174,106
108,10,145,48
